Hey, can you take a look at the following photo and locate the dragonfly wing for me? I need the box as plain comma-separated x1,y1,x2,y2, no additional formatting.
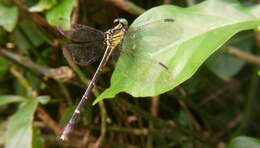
109,18,182,94
112,41,171,88
126,18,175,33
124,18,181,52
63,42,104,65
60,24,104,43
113,48,174,95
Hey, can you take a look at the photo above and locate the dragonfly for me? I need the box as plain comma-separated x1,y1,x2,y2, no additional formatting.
58,18,175,140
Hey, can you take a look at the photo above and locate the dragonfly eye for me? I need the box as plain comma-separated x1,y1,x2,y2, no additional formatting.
114,18,128,26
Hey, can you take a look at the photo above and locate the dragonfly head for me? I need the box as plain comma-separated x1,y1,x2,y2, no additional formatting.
114,18,128,27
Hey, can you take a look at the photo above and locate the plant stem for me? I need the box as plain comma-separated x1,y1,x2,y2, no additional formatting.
106,0,145,15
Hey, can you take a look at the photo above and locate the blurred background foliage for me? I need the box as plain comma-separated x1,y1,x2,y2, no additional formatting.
0,0,260,148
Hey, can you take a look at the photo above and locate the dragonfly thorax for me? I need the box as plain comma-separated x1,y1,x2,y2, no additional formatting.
104,21,128,49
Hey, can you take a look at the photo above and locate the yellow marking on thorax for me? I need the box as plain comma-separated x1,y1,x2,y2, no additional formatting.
111,31,125,48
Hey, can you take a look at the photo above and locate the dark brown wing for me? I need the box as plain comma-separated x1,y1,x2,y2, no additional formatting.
63,41,104,65
59,24,104,43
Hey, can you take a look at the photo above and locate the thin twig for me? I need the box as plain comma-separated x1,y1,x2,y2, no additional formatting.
226,46,260,66
256,32,260,47
186,0,196,6
37,107,62,135
199,80,239,105
37,107,97,146
106,0,145,16
13,0,53,27
213,114,243,139
94,101,107,147
0,47,75,81
10,66,32,92
91,126,152,135
177,99,201,130
118,99,208,143
58,82,73,106
150,96,159,117
62,48,89,84
13,0,58,47
163,0,172,4
147,96,159,148
80,130,91,147
71,0,80,24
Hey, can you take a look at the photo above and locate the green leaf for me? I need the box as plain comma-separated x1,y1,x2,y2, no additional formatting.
4,99,39,148
0,95,27,106
0,4,18,32
29,0,57,12
0,27,8,44
0,121,7,145
20,22,45,47
0,57,9,77
227,136,260,148
32,126,44,148
14,29,31,54
93,0,260,104
46,0,73,30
